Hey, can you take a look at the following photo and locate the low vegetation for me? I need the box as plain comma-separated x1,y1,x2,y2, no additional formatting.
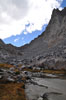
22,68,40,72
42,69,66,74
0,63,15,69
0,83,26,100
22,68,66,74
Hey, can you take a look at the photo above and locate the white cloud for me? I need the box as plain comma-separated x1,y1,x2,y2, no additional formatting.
0,0,63,39
59,7,63,11
24,31,27,35
14,38,19,42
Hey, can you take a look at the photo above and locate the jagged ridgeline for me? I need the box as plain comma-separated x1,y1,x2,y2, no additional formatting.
0,7,66,69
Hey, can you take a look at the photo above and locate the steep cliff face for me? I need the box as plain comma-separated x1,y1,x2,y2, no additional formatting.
43,8,66,42
20,7,66,59
0,8,66,69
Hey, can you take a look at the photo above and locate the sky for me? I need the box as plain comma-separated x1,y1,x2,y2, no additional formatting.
0,0,65,47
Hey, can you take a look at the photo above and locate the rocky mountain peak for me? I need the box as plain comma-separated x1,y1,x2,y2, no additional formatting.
42,7,66,41
60,7,66,16
0,8,66,70
52,7,66,17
